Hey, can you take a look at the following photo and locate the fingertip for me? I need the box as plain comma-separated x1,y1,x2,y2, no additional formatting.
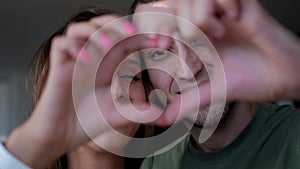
123,21,136,36
152,117,172,128
157,36,173,49
98,33,113,50
210,20,226,39
146,33,158,40
178,21,198,40
218,0,239,20
211,28,225,39
150,37,158,46
79,47,90,64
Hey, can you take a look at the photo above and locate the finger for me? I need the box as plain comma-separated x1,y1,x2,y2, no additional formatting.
193,0,225,38
156,28,175,50
153,84,207,127
120,101,165,124
133,2,176,44
65,22,99,41
175,0,197,39
217,0,239,19
86,16,139,64
80,27,141,85
154,80,228,127
66,15,136,62
50,36,86,65
205,17,226,39
90,15,136,37
108,34,158,60
96,35,157,86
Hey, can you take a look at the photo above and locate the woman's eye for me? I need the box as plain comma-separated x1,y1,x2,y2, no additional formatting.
119,75,140,82
132,75,140,82
150,49,170,60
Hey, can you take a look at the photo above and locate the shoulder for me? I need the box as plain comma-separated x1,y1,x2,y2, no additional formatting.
140,134,190,169
255,103,298,124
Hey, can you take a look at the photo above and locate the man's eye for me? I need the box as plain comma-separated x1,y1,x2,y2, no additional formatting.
150,49,170,60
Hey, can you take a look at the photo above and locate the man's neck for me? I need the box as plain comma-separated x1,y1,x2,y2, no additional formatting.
191,102,257,152
67,145,124,169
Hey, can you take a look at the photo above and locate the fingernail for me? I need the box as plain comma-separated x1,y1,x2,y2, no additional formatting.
80,48,89,64
99,34,112,49
147,33,157,39
123,22,135,35
158,37,171,49
150,37,158,46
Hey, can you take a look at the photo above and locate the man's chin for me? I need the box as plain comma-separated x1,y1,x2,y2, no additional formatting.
191,102,234,129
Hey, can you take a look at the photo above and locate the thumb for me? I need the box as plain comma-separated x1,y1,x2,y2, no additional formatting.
113,98,165,124
154,80,228,127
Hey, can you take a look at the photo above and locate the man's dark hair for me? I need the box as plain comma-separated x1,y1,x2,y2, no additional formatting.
128,0,161,15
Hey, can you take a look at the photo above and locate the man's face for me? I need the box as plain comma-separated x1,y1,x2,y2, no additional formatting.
134,1,230,128
142,38,230,128
143,39,206,102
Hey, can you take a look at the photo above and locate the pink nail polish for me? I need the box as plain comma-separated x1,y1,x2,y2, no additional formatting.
100,34,112,49
80,48,89,64
150,37,158,46
123,22,135,35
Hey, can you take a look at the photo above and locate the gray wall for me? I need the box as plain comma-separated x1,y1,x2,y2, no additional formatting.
0,0,134,135
0,0,299,135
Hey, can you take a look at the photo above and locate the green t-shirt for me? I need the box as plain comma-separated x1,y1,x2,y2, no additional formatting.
140,103,300,169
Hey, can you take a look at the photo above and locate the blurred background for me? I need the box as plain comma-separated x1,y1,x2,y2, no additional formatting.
0,0,299,135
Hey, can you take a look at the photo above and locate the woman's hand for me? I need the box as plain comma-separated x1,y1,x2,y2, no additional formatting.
5,15,159,168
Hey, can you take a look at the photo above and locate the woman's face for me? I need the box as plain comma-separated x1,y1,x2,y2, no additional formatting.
112,53,146,102
89,54,145,153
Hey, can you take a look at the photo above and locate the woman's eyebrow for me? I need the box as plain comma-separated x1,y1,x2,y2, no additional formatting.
122,58,140,67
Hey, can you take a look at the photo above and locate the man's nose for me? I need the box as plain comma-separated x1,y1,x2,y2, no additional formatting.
175,42,204,80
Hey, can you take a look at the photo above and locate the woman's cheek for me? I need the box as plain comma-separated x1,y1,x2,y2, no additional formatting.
129,82,146,102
